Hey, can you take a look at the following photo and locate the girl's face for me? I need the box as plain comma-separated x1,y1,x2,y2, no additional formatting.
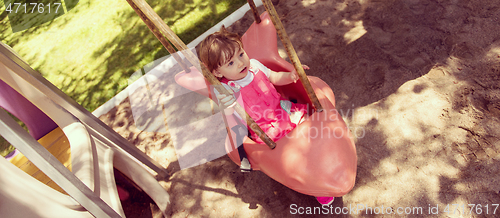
214,47,250,81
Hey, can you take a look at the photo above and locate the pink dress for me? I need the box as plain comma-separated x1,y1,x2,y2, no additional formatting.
220,60,307,144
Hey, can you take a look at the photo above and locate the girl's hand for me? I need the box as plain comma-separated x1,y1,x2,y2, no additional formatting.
215,89,236,114
291,65,310,83
216,89,236,107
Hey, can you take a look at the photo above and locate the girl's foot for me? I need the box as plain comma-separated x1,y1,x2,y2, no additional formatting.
240,157,252,172
316,197,334,206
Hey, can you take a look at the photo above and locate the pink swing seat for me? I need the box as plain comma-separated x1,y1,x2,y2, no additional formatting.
175,12,357,197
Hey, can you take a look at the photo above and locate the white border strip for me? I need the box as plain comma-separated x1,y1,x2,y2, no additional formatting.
92,0,262,117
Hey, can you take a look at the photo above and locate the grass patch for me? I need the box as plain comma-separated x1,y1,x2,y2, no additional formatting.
0,0,246,155
0,0,246,112
0,136,15,157
0,110,26,157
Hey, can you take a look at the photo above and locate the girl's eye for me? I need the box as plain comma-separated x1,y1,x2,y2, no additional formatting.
228,61,233,66
240,52,243,57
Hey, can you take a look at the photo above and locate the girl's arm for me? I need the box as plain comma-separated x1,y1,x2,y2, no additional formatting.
268,65,309,86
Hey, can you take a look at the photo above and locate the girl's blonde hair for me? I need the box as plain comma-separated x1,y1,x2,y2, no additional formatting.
197,26,243,74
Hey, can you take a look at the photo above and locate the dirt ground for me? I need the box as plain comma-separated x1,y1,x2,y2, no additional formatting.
99,0,500,217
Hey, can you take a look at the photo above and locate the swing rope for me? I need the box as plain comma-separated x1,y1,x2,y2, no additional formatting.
126,0,190,73
247,0,261,24
249,0,324,112
126,0,277,149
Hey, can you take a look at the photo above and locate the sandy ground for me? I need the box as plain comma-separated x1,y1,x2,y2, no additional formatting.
99,0,500,217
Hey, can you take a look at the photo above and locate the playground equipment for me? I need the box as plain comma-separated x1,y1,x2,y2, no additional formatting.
126,0,358,197
0,43,169,217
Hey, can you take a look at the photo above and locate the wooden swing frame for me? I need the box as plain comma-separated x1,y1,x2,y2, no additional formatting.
125,0,324,149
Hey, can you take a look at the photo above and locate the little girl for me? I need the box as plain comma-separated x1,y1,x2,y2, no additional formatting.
197,27,334,206
198,26,307,143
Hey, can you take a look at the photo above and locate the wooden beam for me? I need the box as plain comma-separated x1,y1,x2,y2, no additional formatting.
126,0,190,73
247,0,261,24
261,0,324,111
